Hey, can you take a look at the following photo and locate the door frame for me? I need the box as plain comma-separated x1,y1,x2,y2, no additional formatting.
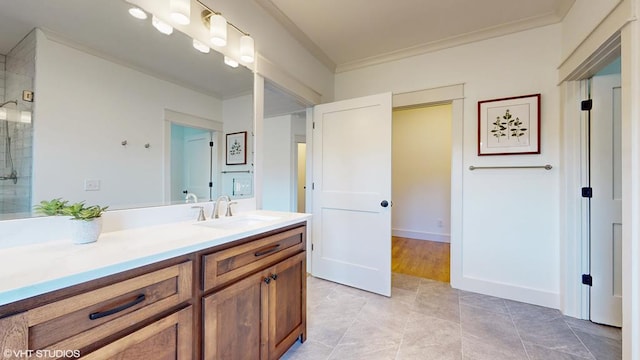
163,109,224,203
305,84,465,287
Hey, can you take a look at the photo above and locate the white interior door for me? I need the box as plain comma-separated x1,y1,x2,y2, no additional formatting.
184,132,213,201
590,72,622,326
311,93,392,296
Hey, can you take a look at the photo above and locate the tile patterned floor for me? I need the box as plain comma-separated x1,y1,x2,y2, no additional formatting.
282,274,622,360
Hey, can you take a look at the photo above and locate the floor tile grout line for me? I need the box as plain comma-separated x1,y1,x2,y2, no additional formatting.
323,289,368,360
564,317,598,360
392,281,420,360
505,299,534,360
457,288,465,359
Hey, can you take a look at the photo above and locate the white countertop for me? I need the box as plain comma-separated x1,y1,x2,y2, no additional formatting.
0,210,311,307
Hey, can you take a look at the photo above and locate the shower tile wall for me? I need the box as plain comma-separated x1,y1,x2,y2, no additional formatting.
1,30,35,216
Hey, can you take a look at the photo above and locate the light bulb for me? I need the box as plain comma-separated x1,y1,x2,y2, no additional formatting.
192,39,210,54
240,35,254,63
128,7,147,20
209,14,227,47
224,56,239,68
152,16,173,35
170,0,190,25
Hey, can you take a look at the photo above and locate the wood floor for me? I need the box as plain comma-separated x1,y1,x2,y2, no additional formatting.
391,236,450,282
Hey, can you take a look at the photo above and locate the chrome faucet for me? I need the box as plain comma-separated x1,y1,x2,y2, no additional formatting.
185,192,198,203
212,195,230,219
191,206,206,221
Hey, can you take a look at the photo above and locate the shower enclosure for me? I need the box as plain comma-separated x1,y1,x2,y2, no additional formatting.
0,31,35,218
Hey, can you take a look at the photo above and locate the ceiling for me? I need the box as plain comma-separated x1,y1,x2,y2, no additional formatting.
257,0,575,72
0,0,253,100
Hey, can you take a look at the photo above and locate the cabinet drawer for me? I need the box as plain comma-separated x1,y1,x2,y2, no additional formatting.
81,306,193,360
26,261,192,352
203,226,305,291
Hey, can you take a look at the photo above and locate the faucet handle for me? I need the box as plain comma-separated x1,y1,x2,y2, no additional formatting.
226,201,238,217
191,206,206,221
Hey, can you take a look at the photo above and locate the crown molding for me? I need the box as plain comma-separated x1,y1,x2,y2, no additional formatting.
336,12,564,73
254,0,336,72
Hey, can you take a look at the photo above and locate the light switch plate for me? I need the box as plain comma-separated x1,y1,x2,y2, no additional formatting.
84,179,100,191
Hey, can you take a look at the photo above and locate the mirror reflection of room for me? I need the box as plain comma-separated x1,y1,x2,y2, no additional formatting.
0,0,254,220
261,80,310,212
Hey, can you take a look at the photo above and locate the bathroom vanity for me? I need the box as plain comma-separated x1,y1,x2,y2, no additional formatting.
0,211,309,359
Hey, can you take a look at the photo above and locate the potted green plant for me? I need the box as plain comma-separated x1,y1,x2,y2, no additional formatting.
63,202,109,244
34,199,108,244
33,198,69,216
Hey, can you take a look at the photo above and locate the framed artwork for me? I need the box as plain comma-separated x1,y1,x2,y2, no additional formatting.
477,93,540,156
226,131,247,165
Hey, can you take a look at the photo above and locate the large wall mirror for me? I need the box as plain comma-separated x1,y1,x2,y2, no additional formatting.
262,79,311,213
0,0,254,220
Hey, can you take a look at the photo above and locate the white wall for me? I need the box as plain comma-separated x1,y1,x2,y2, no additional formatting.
336,24,562,307
221,94,254,198
263,114,293,211
33,30,223,209
392,104,452,243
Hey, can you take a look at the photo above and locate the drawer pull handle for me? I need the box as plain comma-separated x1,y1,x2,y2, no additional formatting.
89,294,146,320
254,244,280,257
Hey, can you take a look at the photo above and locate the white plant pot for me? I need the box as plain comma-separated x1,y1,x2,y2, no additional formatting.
71,217,103,244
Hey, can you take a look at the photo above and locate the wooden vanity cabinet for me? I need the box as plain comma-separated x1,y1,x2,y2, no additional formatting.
0,221,307,360
202,252,306,360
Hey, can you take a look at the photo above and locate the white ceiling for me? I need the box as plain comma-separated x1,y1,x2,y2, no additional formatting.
257,0,575,72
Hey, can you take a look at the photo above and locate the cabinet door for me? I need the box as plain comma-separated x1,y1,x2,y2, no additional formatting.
81,306,193,360
202,270,269,360
267,252,306,359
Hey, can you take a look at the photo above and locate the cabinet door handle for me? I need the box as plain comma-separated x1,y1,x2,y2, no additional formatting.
264,277,271,284
254,244,280,257
89,294,146,320
270,274,278,281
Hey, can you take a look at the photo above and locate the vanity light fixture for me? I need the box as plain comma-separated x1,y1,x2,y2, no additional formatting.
209,13,227,47
169,0,190,25
192,39,210,53
128,6,148,20
152,15,174,35
240,35,254,63
224,56,238,68
197,1,254,62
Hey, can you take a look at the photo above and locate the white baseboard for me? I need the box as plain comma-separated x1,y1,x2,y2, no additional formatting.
452,275,560,310
392,229,450,243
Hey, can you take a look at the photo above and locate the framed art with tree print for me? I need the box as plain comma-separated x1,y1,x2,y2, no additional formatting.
477,93,540,156
226,131,247,165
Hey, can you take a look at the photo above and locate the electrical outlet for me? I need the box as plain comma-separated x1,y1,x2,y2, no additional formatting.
84,179,100,191
437,219,444,228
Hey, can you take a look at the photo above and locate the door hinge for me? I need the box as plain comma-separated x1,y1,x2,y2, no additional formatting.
312,182,315,190
208,182,213,188
311,243,314,251
581,99,593,111
582,187,593,198
582,274,593,286
209,141,214,147
312,122,315,129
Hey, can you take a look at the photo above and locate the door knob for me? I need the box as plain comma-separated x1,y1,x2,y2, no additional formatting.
380,200,389,208
264,277,271,284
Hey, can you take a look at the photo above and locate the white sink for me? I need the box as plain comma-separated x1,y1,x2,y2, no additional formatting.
195,214,280,230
